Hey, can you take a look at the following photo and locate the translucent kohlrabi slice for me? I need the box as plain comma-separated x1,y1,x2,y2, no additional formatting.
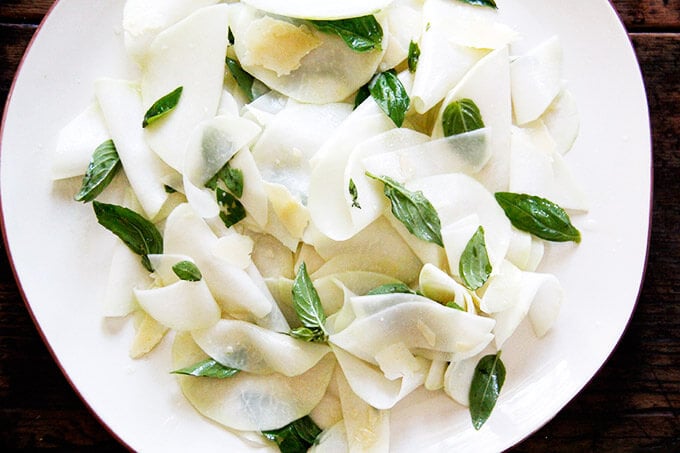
183,114,261,218
424,355,448,391
310,421,348,452
432,46,512,193
123,0,219,62
332,343,427,411
314,270,402,318
443,347,495,407
164,203,273,320
509,126,589,211
541,88,580,155
379,0,423,71
418,263,474,312
212,233,254,270
52,103,110,180
309,368,343,430
240,0,396,20
308,111,394,241
250,233,295,279
252,101,352,203
231,4,387,104
95,78,172,220
173,332,335,431
230,147,269,228
240,91,288,128
330,296,495,364
505,227,545,272
334,358,392,450
479,259,523,314
511,36,563,125
101,242,152,318
245,263,291,333
191,319,330,376
134,256,221,331
141,4,230,171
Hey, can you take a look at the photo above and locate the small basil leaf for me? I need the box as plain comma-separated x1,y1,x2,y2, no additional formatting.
74,140,121,202
349,178,361,209
206,161,244,198
354,84,371,109
446,301,466,311
469,352,506,430
142,86,183,128
408,40,420,73
458,0,498,8
310,15,383,53
216,188,246,228
366,172,443,247
368,70,410,127
289,326,326,343
171,358,240,378
442,98,485,137
291,263,327,342
226,57,255,102
228,27,235,46
366,282,416,296
92,201,163,272
172,260,202,282
460,226,492,290
164,184,177,194
262,416,322,453
494,192,581,243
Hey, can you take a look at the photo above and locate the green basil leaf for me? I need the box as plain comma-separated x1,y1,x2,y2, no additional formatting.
458,0,498,8
228,27,235,46
407,40,420,73
206,161,244,198
289,326,326,343
171,358,240,378
164,184,177,194
354,84,371,109
262,416,322,453
442,98,485,137
494,192,581,243
349,178,361,209
291,263,327,342
172,260,202,282
92,201,163,272
216,188,247,228
226,57,255,102
310,15,383,53
469,352,506,430
460,226,492,290
368,69,410,127
142,86,183,128
366,172,443,247
366,282,416,296
446,301,466,311
74,140,121,202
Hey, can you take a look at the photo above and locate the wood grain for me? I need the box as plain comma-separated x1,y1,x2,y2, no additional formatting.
1,1,679,451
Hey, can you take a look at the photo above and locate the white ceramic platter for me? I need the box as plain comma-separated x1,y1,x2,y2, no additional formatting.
0,0,651,451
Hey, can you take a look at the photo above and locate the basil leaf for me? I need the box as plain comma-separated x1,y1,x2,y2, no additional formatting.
92,201,163,272
74,140,121,202
442,98,485,137
142,86,183,128
353,84,370,109
172,260,202,282
310,15,383,53
216,188,247,228
289,326,326,343
366,172,443,247
206,161,244,198
164,184,177,194
366,282,416,296
446,301,466,311
262,416,322,453
368,70,410,128
228,27,235,46
408,40,420,73
349,178,361,209
460,226,492,290
460,0,498,9
226,57,255,102
171,358,240,378
494,192,581,243
469,352,506,430
291,262,327,342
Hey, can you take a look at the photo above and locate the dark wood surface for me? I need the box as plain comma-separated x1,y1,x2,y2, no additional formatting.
1,1,678,451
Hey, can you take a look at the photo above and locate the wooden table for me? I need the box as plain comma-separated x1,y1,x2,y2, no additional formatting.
1,1,678,451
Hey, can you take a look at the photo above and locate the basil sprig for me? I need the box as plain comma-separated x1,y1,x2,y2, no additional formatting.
171,358,240,378
290,263,327,343
310,15,383,53
460,226,492,290
262,416,322,453
142,86,183,128
368,70,410,127
216,188,247,228
205,161,244,198
442,98,485,137
494,192,581,243
349,178,361,209
226,56,256,102
469,352,506,430
92,201,163,272
408,41,420,73
458,0,498,8
366,172,443,247
366,282,417,296
74,140,121,202
172,260,202,282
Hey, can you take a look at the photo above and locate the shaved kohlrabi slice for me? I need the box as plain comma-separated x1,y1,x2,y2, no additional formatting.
540,88,580,155
379,0,423,71
240,0,396,20
418,263,474,312
102,242,153,318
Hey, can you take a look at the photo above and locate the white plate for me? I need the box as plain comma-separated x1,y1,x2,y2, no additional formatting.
0,0,651,451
